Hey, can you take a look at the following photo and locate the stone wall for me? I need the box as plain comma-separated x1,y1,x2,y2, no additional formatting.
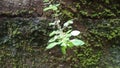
0,0,43,16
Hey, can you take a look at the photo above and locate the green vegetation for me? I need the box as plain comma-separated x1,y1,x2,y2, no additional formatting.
44,2,84,54
0,0,120,68
43,0,120,67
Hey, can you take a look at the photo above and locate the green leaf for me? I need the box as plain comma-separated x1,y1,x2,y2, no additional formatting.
49,22,55,26
46,42,58,49
67,41,74,48
70,39,84,46
43,0,49,2
13,29,18,35
44,4,59,11
105,0,109,4
12,28,20,35
66,30,72,34
71,30,80,36
67,20,73,24
64,20,73,27
61,46,67,54
48,36,58,42
49,31,59,37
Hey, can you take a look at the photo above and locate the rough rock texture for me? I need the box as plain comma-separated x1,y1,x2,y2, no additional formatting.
0,0,43,16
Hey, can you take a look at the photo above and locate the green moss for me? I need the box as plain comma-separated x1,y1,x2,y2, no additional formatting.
59,0,120,19
0,9,34,16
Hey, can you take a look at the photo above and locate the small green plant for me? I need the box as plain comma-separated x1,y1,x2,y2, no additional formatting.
46,20,84,54
44,1,84,54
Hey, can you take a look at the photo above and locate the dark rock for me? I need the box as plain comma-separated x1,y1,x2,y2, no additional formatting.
0,0,43,17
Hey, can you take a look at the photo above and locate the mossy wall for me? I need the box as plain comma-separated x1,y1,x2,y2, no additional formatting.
60,0,120,19
0,0,120,68
55,0,120,67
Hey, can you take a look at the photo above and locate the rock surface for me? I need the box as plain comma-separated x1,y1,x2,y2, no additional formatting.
0,0,43,16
